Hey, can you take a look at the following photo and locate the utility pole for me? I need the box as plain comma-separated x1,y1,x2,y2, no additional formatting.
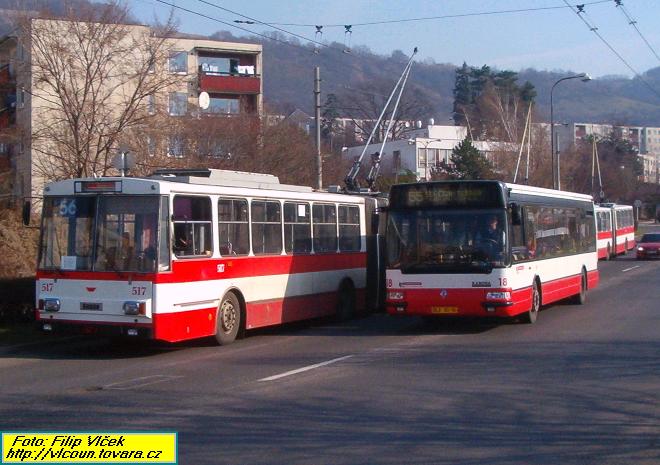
314,66,323,190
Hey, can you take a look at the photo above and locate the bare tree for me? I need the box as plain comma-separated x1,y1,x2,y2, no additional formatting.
17,1,178,181
335,79,434,143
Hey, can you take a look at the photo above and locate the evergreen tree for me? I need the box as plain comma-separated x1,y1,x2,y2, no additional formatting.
441,137,495,180
321,93,340,140
453,63,471,125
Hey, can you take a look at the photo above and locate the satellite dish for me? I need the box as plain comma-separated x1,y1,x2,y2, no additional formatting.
198,91,210,110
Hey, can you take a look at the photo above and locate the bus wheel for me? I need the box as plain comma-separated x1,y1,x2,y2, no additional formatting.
522,281,540,324
215,292,241,345
571,271,587,305
336,281,356,322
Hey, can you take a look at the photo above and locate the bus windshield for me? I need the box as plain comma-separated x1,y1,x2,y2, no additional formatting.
386,209,507,273
39,195,165,273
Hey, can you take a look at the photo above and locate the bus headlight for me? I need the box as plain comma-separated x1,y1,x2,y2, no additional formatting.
43,298,61,312
387,291,405,301
486,292,511,301
123,301,146,316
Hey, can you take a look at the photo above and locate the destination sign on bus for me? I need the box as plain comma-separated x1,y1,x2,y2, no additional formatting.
74,181,122,193
389,182,505,209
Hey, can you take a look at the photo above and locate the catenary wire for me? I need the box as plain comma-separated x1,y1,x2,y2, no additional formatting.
562,0,660,100
255,0,612,27
614,0,660,63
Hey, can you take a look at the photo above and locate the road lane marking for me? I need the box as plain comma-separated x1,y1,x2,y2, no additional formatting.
258,355,354,382
103,375,183,390
622,265,641,272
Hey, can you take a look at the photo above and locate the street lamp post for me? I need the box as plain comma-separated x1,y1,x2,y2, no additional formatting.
550,73,591,190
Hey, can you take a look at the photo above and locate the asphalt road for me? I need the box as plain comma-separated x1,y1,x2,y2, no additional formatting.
1,241,659,465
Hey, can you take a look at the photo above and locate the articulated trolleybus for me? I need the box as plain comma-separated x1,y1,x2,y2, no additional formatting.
595,203,635,259
385,181,599,323
36,169,384,343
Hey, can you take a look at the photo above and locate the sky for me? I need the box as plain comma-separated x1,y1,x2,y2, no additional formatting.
126,0,660,78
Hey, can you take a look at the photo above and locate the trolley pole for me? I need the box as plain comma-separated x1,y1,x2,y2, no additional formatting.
314,66,323,189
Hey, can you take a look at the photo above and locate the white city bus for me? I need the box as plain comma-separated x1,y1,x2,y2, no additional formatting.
384,181,599,323
35,169,384,343
595,203,635,259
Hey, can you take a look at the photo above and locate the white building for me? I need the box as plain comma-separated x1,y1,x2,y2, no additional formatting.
342,125,514,181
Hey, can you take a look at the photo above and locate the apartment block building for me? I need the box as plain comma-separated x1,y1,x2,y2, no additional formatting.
0,18,263,205
552,122,660,184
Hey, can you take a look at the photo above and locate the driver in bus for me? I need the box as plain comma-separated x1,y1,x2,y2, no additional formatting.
476,215,504,260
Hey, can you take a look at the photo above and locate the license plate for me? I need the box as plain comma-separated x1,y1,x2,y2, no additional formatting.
431,306,459,314
80,302,102,311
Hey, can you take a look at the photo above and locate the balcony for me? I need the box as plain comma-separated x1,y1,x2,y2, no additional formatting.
198,70,261,95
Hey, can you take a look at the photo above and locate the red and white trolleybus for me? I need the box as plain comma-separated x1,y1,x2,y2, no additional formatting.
35,169,384,343
595,203,635,259
384,181,599,323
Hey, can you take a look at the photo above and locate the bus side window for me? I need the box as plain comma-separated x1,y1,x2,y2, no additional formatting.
509,207,526,263
218,198,250,256
173,196,213,257
284,202,311,254
313,203,338,253
338,205,360,252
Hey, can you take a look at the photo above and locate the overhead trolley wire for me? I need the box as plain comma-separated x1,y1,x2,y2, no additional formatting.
252,0,612,27
562,0,660,100
613,0,660,64
153,0,416,94
153,0,315,52
194,0,327,50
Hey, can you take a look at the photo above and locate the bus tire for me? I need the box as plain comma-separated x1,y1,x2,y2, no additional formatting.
336,280,356,322
215,292,241,345
571,270,587,305
522,281,540,324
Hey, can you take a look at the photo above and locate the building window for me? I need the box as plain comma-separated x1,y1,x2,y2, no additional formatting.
417,148,427,168
16,88,24,108
168,51,187,74
167,136,185,158
146,136,156,157
147,94,156,115
392,150,401,175
427,148,437,166
168,92,187,116
199,56,239,75
202,96,240,115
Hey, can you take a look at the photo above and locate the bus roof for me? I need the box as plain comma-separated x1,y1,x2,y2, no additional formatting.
505,182,594,203
42,170,370,203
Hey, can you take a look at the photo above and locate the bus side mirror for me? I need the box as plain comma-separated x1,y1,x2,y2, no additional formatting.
509,202,522,225
22,201,31,226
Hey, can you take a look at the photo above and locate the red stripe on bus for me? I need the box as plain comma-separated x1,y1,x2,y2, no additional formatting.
385,287,531,318
36,253,367,283
386,270,598,318
597,231,612,240
152,288,367,342
615,226,635,235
